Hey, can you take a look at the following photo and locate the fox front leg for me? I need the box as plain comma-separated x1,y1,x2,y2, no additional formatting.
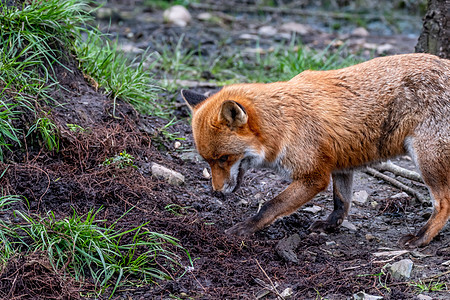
309,171,353,232
225,175,330,237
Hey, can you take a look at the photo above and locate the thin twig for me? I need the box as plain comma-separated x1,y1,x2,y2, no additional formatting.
255,258,285,300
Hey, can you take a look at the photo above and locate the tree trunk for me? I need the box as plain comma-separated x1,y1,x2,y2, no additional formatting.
415,0,450,58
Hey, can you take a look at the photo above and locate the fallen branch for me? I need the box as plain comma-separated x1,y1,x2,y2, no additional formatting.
364,167,426,204
373,161,423,183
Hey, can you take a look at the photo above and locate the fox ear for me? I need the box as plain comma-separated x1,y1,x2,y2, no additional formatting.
181,89,208,111
219,100,248,129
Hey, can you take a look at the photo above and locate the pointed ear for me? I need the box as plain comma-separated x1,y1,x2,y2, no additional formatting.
181,89,208,111
219,100,248,129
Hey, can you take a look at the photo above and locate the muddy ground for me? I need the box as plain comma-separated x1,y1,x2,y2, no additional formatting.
1,1,449,299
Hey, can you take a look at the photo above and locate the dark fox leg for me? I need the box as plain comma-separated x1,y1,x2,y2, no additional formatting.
225,173,330,237
309,171,353,232
400,134,450,248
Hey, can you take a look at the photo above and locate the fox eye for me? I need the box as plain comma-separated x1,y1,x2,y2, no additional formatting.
218,155,229,163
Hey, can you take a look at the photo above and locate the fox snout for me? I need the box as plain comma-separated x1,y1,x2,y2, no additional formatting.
210,160,245,194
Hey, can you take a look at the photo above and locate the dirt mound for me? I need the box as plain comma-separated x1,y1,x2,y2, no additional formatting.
0,252,81,300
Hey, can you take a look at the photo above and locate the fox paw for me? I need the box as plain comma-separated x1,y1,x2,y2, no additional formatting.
399,234,428,248
309,220,340,233
225,221,255,237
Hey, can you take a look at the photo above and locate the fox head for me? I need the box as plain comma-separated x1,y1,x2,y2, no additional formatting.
181,89,264,193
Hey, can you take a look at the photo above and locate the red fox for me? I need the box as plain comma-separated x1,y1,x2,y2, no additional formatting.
182,53,450,248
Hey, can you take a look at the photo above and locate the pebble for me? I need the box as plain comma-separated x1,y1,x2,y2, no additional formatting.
376,43,394,55
275,234,301,264
388,259,413,279
302,205,322,214
202,168,211,179
197,12,212,21
417,295,432,300
163,5,192,27
351,27,370,37
365,233,376,241
151,163,185,186
258,25,277,36
341,220,357,231
353,291,383,300
353,190,369,205
279,22,312,35
391,192,409,199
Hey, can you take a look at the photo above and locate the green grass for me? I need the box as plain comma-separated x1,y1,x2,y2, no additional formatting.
0,0,164,160
0,0,93,160
154,37,363,91
0,196,190,297
75,33,162,116
409,279,448,293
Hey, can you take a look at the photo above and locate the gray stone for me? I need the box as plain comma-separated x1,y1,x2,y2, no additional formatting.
353,291,383,300
302,205,322,214
417,295,432,300
388,259,413,279
179,150,202,162
353,190,369,204
258,25,277,36
151,163,185,186
342,220,357,231
163,5,191,27
352,27,370,37
391,192,409,199
279,22,312,35
377,43,394,55
275,234,301,264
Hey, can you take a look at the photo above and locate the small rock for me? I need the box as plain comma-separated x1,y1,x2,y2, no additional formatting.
376,43,394,55
341,220,357,231
279,22,312,35
388,259,413,279
353,190,369,204
417,294,432,300
280,287,293,298
365,233,376,241
370,201,378,208
197,12,212,21
302,205,322,214
202,168,211,179
353,291,383,300
179,150,202,162
151,163,185,186
163,5,191,27
326,241,337,246
258,25,277,36
351,27,370,37
119,44,144,54
174,141,182,149
391,192,409,199
239,33,259,40
275,234,301,263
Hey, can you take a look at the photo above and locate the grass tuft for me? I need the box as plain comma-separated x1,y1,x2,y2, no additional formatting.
0,196,189,296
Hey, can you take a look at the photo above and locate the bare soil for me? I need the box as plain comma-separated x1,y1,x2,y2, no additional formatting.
1,1,449,299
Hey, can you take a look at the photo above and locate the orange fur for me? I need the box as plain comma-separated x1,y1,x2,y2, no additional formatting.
182,53,450,248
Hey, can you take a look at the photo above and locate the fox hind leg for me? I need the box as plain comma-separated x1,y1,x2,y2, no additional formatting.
400,135,450,248
309,171,354,232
